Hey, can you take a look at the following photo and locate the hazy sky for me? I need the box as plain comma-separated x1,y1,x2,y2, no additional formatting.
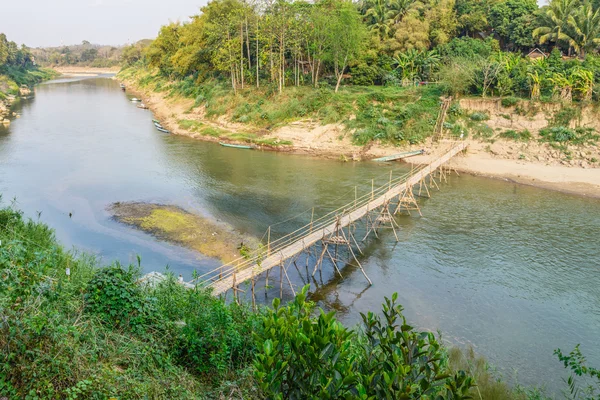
2,0,207,47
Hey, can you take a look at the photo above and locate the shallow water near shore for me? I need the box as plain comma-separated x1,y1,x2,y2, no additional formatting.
1,76,599,393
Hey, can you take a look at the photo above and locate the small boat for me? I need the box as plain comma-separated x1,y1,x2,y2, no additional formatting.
153,121,164,129
152,119,160,124
219,142,254,149
130,97,141,102
156,126,170,133
372,149,424,162
120,83,126,90
137,103,148,109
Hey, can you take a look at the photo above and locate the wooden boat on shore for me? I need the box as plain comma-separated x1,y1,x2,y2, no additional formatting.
156,126,170,133
372,149,424,162
219,142,254,149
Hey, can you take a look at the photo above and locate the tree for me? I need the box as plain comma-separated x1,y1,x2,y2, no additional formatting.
121,44,143,66
455,0,491,37
327,0,367,92
567,1,600,58
533,0,579,54
364,0,393,38
145,22,182,77
0,33,8,66
392,11,431,53
489,0,538,50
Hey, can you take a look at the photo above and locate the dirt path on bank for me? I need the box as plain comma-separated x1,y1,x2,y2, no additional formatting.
118,76,600,199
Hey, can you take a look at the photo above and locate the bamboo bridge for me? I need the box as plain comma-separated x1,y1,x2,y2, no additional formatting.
191,141,468,300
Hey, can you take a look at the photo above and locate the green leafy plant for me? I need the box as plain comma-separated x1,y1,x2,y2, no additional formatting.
84,263,157,334
555,345,600,399
254,287,475,399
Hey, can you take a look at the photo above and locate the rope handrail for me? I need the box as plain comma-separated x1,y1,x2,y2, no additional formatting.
190,147,454,284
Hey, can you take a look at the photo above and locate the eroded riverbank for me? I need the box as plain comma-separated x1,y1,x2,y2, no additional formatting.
118,73,600,199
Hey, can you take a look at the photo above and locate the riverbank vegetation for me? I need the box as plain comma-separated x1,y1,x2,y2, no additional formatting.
2,201,599,398
119,0,600,152
0,33,56,99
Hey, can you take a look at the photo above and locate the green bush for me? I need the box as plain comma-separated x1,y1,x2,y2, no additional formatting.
254,286,475,399
500,129,532,141
469,112,490,121
152,277,260,379
85,263,157,335
539,126,576,142
501,97,519,107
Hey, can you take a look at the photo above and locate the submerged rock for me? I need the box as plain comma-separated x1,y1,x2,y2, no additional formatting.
109,202,259,263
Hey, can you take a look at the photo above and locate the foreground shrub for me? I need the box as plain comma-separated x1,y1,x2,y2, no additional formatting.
254,286,474,399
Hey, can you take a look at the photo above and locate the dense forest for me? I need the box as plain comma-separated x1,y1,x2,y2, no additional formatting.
124,0,600,102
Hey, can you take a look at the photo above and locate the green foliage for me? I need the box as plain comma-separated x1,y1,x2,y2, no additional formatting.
85,263,157,334
0,204,257,398
501,96,520,107
469,112,489,121
555,345,600,399
539,126,599,144
438,37,499,60
255,286,475,399
500,129,532,141
254,286,358,398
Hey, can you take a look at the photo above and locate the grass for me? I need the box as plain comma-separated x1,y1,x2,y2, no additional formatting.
111,202,257,263
0,202,259,399
500,129,532,141
177,119,293,146
448,347,550,400
119,66,444,146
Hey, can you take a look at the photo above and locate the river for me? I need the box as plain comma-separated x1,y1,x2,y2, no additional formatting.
1,76,599,393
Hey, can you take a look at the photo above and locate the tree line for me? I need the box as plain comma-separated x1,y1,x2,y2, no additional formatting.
0,33,35,70
31,40,125,68
123,0,600,101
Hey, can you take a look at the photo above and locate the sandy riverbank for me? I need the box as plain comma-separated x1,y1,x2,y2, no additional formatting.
119,76,600,199
53,66,120,76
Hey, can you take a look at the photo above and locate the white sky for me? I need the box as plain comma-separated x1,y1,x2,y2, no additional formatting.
1,0,207,47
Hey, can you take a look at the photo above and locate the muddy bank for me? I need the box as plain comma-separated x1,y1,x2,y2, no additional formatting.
110,202,259,263
119,75,600,199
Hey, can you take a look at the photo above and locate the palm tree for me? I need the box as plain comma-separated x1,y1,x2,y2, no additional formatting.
533,0,579,54
567,2,600,57
364,0,391,38
385,0,413,25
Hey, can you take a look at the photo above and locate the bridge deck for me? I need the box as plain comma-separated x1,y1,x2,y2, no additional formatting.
209,142,467,295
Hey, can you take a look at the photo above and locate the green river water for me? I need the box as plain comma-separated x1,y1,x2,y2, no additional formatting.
0,76,598,394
